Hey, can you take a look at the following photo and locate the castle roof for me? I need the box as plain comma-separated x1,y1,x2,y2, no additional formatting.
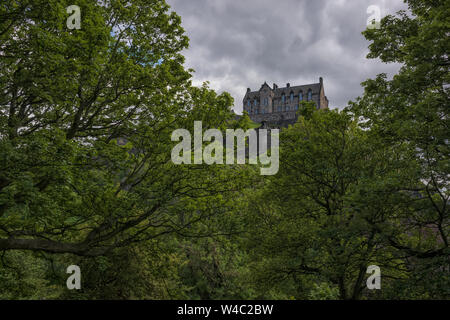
244,82,321,101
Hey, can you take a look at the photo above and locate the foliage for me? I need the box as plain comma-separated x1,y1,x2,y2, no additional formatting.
0,0,448,300
0,0,248,256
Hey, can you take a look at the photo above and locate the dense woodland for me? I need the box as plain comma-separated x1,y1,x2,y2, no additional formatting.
0,0,448,299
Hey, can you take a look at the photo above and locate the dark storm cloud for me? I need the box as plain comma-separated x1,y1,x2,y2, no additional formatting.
167,0,407,112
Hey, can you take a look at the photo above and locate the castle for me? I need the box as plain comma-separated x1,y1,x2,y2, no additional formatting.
243,77,329,127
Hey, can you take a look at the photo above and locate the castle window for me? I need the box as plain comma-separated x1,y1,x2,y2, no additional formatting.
254,99,258,106
290,92,294,102
299,91,303,101
277,106,281,112
286,105,290,111
281,93,285,104
307,89,312,101
247,99,251,107
264,98,268,106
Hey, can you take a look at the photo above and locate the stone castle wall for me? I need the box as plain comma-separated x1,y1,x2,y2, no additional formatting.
249,110,297,123
249,110,299,128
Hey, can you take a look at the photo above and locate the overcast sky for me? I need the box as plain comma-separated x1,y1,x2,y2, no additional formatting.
167,0,408,113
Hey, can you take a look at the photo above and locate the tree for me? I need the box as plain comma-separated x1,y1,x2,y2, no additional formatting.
0,0,248,256
347,0,449,297
245,109,402,299
350,0,449,263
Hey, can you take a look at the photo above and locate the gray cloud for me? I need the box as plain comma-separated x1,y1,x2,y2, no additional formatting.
167,0,407,112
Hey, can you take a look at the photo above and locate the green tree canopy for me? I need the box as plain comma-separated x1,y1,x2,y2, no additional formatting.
0,0,248,256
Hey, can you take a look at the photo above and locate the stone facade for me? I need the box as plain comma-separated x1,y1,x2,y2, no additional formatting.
243,77,329,127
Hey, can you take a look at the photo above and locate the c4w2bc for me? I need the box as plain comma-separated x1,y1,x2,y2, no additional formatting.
221,304,273,315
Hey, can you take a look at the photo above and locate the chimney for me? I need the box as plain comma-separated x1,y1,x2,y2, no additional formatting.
247,88,251,93
286,83,290,88
319,77,323,85
273,83,278,90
